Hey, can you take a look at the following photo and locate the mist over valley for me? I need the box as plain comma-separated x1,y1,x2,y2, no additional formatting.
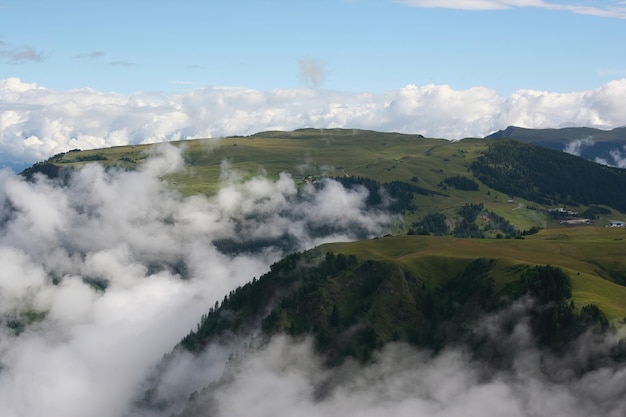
1,129,626,416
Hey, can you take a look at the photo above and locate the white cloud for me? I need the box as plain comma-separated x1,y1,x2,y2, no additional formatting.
0,137,624,416
395,0,626,19
0,145,394,417
1,77,626,168
595,145,626,168
143,327,626,417
298,58,326,89
564,136,595,156
395,0,542,10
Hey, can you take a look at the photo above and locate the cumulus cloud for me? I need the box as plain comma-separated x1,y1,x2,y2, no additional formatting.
564,136,595,156
2,77,626,169
395,0,626,19
0,144,394,417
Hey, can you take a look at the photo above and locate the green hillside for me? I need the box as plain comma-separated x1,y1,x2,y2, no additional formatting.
44,128,625,414
323,227,626,321
20,129,626,327
174,227,626,369
20,128,626,237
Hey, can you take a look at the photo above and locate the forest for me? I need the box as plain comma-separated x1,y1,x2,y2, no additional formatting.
176,250,618,367
471,140,626,211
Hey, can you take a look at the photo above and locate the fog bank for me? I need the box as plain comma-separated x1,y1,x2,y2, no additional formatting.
0,145,392,417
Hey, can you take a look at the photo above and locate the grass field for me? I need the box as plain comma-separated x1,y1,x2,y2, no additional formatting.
322,227,626,321
49,128,625,230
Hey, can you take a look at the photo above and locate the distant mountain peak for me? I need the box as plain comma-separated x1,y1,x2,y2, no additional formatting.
485,126,626,167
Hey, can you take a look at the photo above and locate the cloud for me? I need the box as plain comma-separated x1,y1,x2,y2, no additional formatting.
1,77,626,169
598,68,626,79
609,146,626,168
394,0,626,19
0,45,45,64
0,141,625,416
109,60,137,67
596,145,626,168
138,313,626,417
0,145,395,417
298,58,326,89
74,51,105,60
564,136,595,156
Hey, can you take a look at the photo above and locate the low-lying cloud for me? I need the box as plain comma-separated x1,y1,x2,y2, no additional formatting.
0,145,393,417
596,145,626,168
1,145,625,416
138,299,626,417
564,136,595,156
2,77,626,169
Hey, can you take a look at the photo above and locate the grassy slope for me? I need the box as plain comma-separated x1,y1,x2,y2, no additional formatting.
50,128,616,230
323,227,626,321
43,129,626,320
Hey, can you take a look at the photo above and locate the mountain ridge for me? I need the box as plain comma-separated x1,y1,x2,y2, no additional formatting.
486,125,626,166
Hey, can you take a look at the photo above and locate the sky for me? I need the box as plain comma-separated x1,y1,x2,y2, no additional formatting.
2,0,625,94
1,0,626,169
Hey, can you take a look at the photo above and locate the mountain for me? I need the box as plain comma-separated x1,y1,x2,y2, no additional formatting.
486,126,626,166
177,231,626,359
21,129,626,241
11,128,626,416
470,139,626,211
138,229,626,416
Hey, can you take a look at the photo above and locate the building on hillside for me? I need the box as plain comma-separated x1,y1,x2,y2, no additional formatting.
609,220,626,228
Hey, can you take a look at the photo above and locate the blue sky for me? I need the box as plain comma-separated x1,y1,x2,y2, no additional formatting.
1,0,626,168
2,0,625,94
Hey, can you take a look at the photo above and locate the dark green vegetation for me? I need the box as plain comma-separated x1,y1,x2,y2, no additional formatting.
441,175,480,191
471,139,626,211
331,176,443,215
4,311,46,335
409,202,519,238
178,246,620,366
